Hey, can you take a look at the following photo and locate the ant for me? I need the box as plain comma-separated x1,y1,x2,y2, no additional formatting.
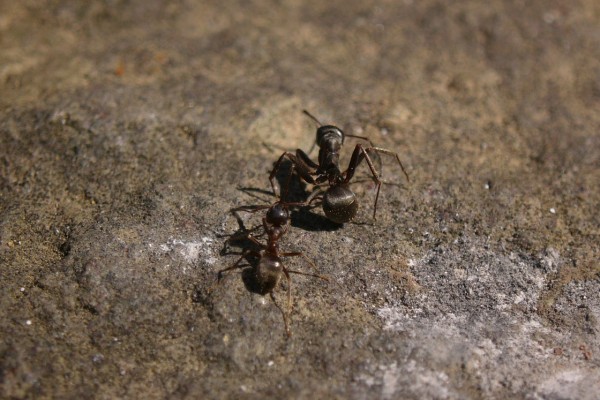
215,169,328,337
269,110,409,223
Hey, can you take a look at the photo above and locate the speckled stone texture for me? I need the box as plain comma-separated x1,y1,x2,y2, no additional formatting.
1,1,598,399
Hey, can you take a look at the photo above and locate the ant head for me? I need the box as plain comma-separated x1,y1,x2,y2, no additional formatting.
316,125,345,148
322,185,358,223
266,203,289,226
303,110,345,148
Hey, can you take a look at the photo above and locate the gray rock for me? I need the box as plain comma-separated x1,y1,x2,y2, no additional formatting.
1,1,598,398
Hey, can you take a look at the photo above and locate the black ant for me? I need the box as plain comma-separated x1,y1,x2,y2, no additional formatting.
215,169,328,337
269,110,409,223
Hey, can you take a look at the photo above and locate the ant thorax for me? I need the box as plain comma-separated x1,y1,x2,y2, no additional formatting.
319,150,340,173
316,126,344,173
325,164,343,185
266,225,286,244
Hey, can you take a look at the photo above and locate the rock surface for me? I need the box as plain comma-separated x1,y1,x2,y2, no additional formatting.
1,1,598,398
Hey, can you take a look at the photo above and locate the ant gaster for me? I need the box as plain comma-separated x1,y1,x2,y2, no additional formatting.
216,171,327,337
269,110,409,223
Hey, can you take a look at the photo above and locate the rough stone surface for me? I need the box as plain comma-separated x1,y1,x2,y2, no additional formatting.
1,1,599,399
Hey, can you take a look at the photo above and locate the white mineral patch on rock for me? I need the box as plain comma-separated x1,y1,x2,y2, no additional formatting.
155,236,217,268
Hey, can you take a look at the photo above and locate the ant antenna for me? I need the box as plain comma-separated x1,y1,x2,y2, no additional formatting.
302,110,323,127
303,110,323,155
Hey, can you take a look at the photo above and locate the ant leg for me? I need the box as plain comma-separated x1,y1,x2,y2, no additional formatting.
344,144,383,219
221,224,266,255
281,163,296,202
283,268,292,320
280,164,313,207
216,249,258,280
293,149,319,187
222,204,271,253
345,134,384,173
366,147,409,182
344,144,383,183
305,186,324,205
271,267,292,337
222,223,263,245
243,233,266,251
269,152,297,197
287,269,329,281
280,251,320,272
295,149,320,170
206,249,257,294
269,292,291,337
269,149,320,198
231,205,271,214
269,151,317,195
234,223,264,238
225,217,269,249
230,205,270,231
281,252,329,280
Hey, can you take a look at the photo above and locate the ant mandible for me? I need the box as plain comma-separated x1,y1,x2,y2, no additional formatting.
269,110,409,223
216,169,328,337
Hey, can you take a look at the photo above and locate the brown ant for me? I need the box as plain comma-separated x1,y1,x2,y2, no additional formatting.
269,110,409,223
216,169,328,337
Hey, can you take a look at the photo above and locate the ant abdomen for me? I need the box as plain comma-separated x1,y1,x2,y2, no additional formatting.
322,185,358,223
255,254,283,295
